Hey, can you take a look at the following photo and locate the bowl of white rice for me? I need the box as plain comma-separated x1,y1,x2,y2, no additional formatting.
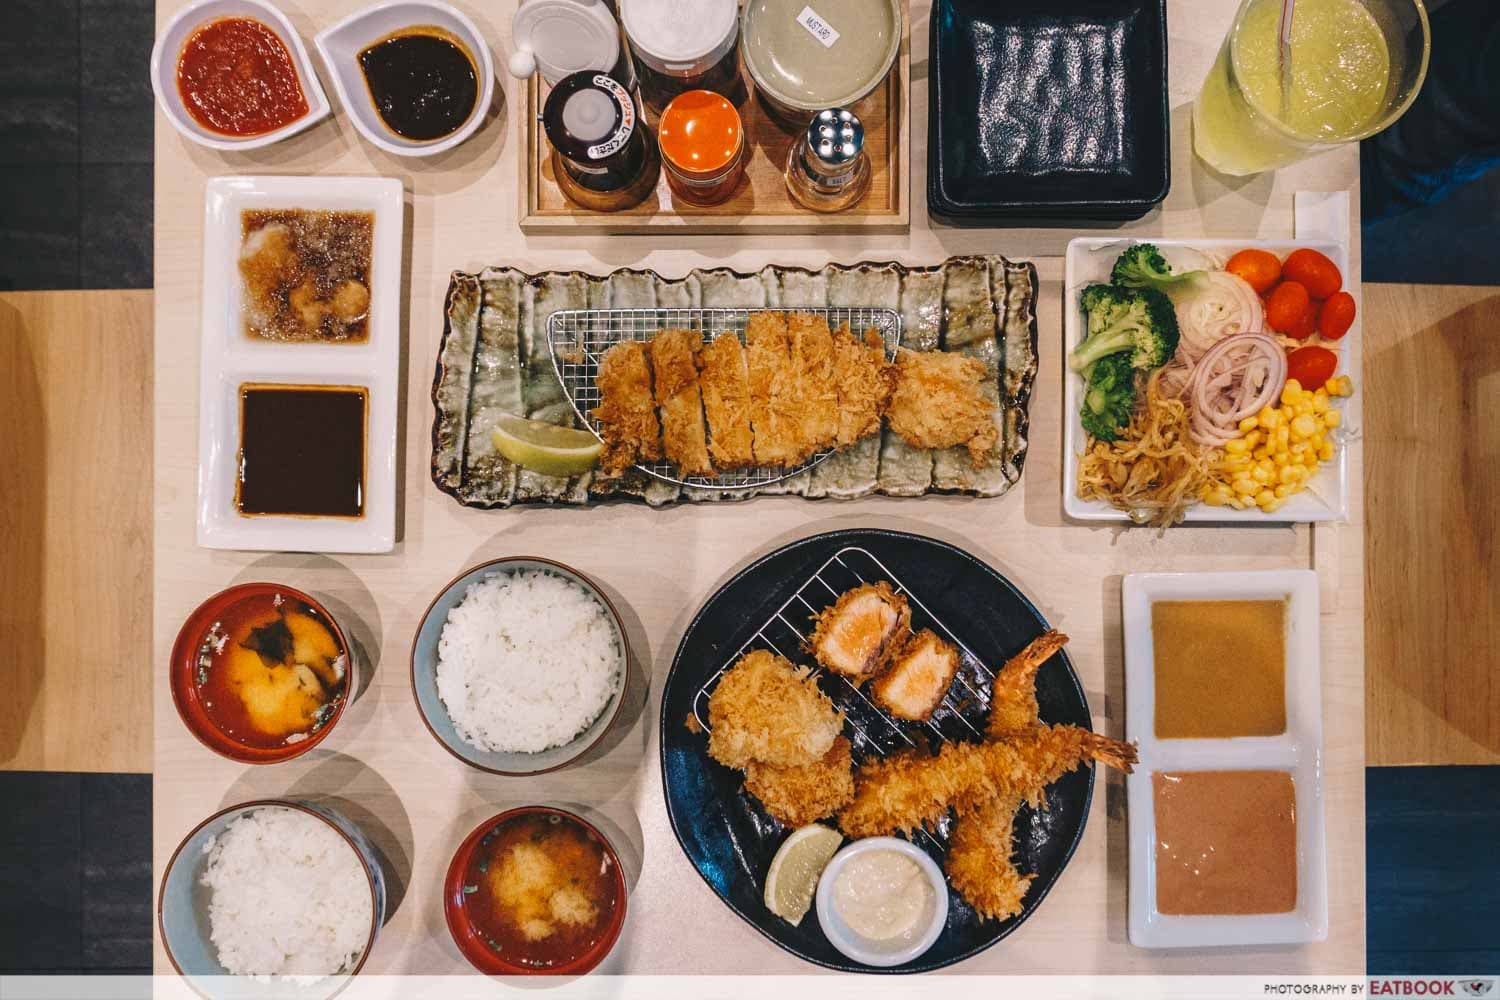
411,557,630,775
158,800,384,993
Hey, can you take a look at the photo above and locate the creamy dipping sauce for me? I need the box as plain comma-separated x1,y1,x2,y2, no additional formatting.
1153,770,1297,915
1152,599,1287,739
831,849,933,941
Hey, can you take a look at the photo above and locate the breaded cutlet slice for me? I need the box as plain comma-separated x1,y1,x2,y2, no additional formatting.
870,629,961,721
743,735,855,827
745,312,799,467
698,333,754,469
808,582,911,683
831,325,897,446
707,649,843,769
787,312,839,457
591,341,662,475
650,328,713,477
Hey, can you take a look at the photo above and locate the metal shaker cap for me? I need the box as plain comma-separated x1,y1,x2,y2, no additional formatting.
805,109,864,171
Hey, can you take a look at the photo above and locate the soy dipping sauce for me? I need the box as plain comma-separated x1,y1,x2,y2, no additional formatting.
358,27,478,141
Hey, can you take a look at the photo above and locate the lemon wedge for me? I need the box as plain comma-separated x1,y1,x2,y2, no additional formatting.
490,414,603,477
763,823,843,925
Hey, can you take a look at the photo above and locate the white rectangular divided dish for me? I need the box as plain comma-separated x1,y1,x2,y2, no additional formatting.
1123,570,1327,948
1062,238,1352,523
196,175,404,553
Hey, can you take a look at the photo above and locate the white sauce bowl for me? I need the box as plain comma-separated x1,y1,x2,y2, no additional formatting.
814,836,949,968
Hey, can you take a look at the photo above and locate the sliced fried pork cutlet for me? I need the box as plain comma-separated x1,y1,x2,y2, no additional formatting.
591,341,662,475
698,333,755,469
743,735,855,827
650,328,713,477
707,649,843,769
745,312,800,467
788,312,839,457
887,349,1000,465
809,581,911,683
870,628,961,721
831,325,897,446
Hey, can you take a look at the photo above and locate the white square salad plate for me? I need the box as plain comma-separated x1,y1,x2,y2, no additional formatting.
1123,570,1327,948
1062,237,1353,524
196,175,404,553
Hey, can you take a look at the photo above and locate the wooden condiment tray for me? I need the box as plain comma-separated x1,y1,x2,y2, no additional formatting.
517,7,910,234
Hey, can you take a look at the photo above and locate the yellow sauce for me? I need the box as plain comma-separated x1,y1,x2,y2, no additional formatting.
831,849,933,942
1151,599,1287,739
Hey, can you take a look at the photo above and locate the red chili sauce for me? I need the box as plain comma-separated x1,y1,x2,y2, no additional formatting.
176,17,309,137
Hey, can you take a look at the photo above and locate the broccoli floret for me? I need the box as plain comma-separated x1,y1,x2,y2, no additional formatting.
1069,283,1180,373
1110,243,1204,293
1079,353,1136,442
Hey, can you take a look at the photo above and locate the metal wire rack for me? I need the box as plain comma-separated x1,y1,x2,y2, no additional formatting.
547,307,903,490
690,546,1000,848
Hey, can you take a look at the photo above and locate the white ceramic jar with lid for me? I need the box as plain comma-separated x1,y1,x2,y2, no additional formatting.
511,0,635,89
619,0,744,112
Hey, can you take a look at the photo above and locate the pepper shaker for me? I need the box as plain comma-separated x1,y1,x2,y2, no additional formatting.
785,109,871,213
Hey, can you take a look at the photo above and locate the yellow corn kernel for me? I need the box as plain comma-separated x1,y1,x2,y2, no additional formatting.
1284,379,1302,395
1274,484,1293,499
1228,497,1247,510
1323,409,1342,428
1251,465,1271,485
1238,415,1259,433
1276,425,1291,447
1253,446,1271,461
1255,489,1276,507
1290,414,1318,439
1262,498,1285,513
1258,407,1280,429
1278,465,1300,485
1311,431,1327,450
1225,438,1250,454
1259,457,1276,473
1233,478,1258,496
1318,442,1335,462
1281,385,1304,406
1311,392,1330,414
1202,489,1225,506
1290,441,1310,459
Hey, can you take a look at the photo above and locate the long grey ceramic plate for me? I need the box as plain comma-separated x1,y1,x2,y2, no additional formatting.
430,256,1039,508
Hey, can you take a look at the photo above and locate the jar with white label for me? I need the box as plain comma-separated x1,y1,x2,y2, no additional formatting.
542,71,660,211
619,0,745,113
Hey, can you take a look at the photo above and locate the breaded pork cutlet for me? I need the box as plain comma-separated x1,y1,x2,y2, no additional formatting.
707,649,843,769
887,349,1000,465
831,325,897,446
745,312,800,467
698,333,754,469
788,312,839,457
650,328,713,477
870,629,961,722
591,341,661,475
809,582,911,683
743,735,855,827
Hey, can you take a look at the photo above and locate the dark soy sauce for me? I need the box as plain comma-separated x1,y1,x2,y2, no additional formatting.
358,27,479,142
236,384,367,518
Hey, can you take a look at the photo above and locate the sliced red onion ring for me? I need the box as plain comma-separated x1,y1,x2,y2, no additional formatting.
1186,332,1287,446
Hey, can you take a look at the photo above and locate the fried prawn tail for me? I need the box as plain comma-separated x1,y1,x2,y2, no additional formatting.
945,795,1033,922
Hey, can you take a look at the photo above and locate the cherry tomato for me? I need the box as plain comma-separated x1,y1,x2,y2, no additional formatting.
1317,291,1356,340
1226,248,1283,294
1285,298,1318,340
1265,280,1311,334
1282,249,1342,299
1285,345,1339,391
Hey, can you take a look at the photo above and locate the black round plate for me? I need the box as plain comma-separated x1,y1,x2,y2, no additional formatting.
659,528,1097,973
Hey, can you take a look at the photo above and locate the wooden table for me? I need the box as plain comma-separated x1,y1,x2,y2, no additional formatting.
152,0,1366,975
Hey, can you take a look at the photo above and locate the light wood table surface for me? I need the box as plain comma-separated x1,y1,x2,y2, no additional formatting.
153,0,1367,974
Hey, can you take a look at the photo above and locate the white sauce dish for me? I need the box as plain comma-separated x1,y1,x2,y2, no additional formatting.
814,836,948,968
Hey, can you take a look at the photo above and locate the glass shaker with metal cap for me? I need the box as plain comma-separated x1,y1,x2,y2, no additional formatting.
784,108,871,213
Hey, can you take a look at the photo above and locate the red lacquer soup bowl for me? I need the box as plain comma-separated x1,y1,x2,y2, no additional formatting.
170,581,358,764
444,806,628,976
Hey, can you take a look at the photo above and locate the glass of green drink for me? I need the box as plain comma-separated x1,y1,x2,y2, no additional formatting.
1194,0,1431,176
